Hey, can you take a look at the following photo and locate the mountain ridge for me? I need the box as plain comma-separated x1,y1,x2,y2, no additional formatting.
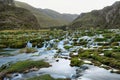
70,1,120,29
15,1,78,28
0,1,40,30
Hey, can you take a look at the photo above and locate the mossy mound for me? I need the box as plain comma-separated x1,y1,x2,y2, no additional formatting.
0,60,50,79
19,47,38,53
27,74,69,80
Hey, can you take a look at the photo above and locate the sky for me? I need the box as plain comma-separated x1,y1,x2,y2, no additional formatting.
16,0,119,14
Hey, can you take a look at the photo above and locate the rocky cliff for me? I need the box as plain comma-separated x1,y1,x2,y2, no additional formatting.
70,1,120,29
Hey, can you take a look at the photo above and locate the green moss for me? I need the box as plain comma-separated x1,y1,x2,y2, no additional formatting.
104,51,112,57
64,46,73,50
10,41,26,48
27,74,68,80
0,60,50,73
95,38,107,42
111,42,119,46
19,47,38,53
70,58,84,67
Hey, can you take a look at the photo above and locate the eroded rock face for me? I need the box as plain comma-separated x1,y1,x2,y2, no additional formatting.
71,1,120,29
105,2,120,28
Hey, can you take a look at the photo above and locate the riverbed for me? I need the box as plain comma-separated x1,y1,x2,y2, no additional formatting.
1,31,120,80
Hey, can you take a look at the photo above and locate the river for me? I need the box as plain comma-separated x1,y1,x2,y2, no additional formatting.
1,39,120,80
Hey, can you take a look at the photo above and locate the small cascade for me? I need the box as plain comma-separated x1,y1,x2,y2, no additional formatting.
41,39,57,50
11,73,22,80
118,42,120,46
4,73,23,80
99,34,104,38
57,40,66,51
26,41,32,48
35,45,38,49
41,41,47,50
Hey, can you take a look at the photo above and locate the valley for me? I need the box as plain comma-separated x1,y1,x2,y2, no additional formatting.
0,0,120,80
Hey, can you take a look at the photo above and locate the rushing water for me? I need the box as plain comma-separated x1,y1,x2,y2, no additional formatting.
1,38,120,80
38,58,77,79
79,65,120,80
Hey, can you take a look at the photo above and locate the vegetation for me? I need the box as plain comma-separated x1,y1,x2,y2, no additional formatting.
0,30,52,48
27,74,69,80
64,45,73,50
1,29,120,78
70,58,84,67
15,1,78,28
74,49,120,70
0,2,40,30
70,1,120,29
0,60,50,79
19,47,38,53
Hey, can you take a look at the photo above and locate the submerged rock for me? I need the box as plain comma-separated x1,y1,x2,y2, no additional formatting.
72,65,89,78
56,59,59,62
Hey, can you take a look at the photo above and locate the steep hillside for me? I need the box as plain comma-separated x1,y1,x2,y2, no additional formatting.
70,1,120,29
15,1,78,28
39,9,78,22
0,1,40,30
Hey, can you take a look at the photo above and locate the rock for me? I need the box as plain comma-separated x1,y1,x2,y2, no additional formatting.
84,60,92,64
24,70,29,73
6,74,12,78
56,59,59,62
11,73,22,79
110,69,120,74
80,66,89,70
24,67,39,73
30,67,39,71
0,71,7,80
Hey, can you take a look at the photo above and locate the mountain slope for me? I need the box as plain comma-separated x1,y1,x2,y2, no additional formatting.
70,1,120,29
15,1,78,28
39,9,78,22
0,2,40,30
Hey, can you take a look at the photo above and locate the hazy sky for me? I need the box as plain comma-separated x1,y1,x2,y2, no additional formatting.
16,0,119,14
